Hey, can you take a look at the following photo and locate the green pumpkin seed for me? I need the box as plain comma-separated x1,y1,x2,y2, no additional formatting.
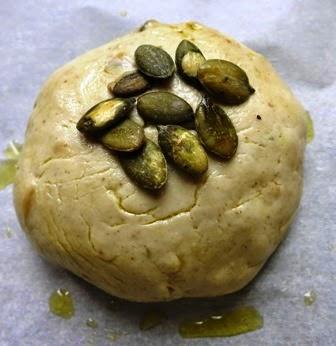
175,40,205,80
101,119,144,152
120,140,167,190
195,97,238,159
179,118,196,130
137,91,194,124
135,45,175,79
197,59,255,105
158,125,208,175
110,71,150,97
76,98,134,134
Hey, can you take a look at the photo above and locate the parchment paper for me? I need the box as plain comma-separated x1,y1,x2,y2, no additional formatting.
0,0,335,345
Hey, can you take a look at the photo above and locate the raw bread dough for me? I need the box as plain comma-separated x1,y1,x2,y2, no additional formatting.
14,21,307,302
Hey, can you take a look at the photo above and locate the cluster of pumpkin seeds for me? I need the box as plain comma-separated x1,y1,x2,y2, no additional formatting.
77,40,255,190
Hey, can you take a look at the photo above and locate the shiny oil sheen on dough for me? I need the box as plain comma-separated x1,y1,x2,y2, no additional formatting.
14,21,307,302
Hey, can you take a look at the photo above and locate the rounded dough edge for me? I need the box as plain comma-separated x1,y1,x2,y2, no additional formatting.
14,21,307,302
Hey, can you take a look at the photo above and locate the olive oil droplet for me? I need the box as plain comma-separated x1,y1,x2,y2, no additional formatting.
86,318,98,328
0,141,22,190
4,227,14,238
0,160,17,190
4,141,22,159
106,331,122,342
304,290,317,306
179,306,263,338
306,112,314,143
303,110,314,143
49,288,74,319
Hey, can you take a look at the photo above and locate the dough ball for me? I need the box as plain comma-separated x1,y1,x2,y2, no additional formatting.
14,21,307,302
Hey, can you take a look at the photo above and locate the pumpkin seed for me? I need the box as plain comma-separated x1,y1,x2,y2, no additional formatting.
181,52,206,78
137,91,194,124
197,59,255,105
110,71,150,97
120,139,167,190
175,40,205,80
76,98,135,134
158,125,208,175
135,45,175,79
195,97,238,159
101,119,144,152
179,118,196,130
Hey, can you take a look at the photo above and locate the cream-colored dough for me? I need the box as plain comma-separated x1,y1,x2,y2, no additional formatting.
14,21,307,302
